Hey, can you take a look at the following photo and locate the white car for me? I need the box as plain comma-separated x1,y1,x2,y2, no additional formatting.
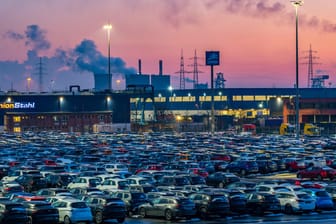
97,178,129,191
52,198,93,224
67,176,100,189
276,192,315,214
104,163,129,173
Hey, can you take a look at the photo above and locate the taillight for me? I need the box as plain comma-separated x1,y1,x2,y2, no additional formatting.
175,204,180,208
321,171,327,177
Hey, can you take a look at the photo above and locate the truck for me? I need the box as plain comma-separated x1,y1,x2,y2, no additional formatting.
303,123,320,136
279,123,295,135
279,123,320,136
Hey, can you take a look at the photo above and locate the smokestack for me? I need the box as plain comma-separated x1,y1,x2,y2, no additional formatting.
138,59,142,75
159,60,163,76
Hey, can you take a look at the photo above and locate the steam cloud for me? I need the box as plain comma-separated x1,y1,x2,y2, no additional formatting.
1,24,136,91
56,39,136,75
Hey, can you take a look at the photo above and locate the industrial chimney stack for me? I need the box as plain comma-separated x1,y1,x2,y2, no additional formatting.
138,59,142,75
159,60,163,76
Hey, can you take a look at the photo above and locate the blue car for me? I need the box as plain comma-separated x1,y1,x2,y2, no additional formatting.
301,188,334,211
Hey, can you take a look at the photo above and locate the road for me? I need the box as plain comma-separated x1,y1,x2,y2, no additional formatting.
118,211,336,224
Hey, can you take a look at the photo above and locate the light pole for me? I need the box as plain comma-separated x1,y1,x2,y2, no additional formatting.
26,77,31,92
103,23,112,91
291,0,303,139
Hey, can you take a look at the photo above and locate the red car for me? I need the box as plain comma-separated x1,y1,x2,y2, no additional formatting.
297,166,336,180
187,168,209,178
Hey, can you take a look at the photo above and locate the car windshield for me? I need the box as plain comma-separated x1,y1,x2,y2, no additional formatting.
297,194,311,199
316,191,330,197
71,202,87,208
132,193,146,199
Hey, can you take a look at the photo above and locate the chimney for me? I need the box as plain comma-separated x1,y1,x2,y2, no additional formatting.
159,60,163,76
138,59,142,75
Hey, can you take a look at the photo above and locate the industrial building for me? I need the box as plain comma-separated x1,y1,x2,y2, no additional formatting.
2,82,336,134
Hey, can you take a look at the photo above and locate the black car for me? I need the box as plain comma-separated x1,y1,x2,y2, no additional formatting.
246,192,281,215
22,201,59,224
206,172,240,188
157,175,191,188
112,190,148,216
0,201,30,224
15,174,47,193
44,173,74,188
84,194,127,224
189,192,230,219
225,160,259,176
256,160,278,174
217,189,247,214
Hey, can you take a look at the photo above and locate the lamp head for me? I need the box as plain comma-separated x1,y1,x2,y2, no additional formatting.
103,24,112,30
291,0,304,7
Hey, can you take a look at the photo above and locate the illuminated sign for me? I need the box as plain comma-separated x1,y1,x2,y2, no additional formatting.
205,51,220,66
0,102,35,109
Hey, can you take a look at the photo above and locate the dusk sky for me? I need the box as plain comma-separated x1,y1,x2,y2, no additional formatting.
1,0,336,91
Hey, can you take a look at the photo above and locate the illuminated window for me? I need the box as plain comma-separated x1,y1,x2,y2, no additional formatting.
13,127,21,133
182,96,195,102
214,96,227,101
199,96,211,102
233,96,242,101
243,96,254,101
154,97,166,102
255,96,267,101
13,116,21,122
172,96,183,102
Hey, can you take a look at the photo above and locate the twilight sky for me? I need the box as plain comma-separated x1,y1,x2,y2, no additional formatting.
1,0,336,91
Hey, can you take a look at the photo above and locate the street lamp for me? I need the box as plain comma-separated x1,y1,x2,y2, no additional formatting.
103,23,112,91
26,77,32,92
291,0,303,139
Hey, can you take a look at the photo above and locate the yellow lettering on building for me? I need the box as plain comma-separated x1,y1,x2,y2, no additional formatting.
0,103,14,109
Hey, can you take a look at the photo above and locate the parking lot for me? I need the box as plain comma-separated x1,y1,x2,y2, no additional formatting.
1,131,336,223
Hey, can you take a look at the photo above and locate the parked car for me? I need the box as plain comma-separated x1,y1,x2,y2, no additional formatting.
276,191,315,214
52,197,93,224
96,178,129,191
225,160,259,176
22,201,59,224
15,174,47,193
189,191,230,219
35,188,70,197
297,166,336,180
67,176,100,189
300,188,334,211
112,190,148,216
0,182,24,196
206,172,240,188
0,201,30,224
139,196,196,221
246,192,281,215
325,183,336,208
84,194,127,223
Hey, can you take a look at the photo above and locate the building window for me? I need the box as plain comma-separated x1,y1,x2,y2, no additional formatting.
233,96,242,101
255,96,267,101
99,115,104,121
243,96,254,101
13,116,21,122
13,127,21,133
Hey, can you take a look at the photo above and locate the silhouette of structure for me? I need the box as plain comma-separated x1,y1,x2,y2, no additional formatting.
34,57,47,92
302,44,319,88
189,50,203,89
215,72,226,89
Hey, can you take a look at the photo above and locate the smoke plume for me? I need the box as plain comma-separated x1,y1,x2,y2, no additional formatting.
0,25,136,91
